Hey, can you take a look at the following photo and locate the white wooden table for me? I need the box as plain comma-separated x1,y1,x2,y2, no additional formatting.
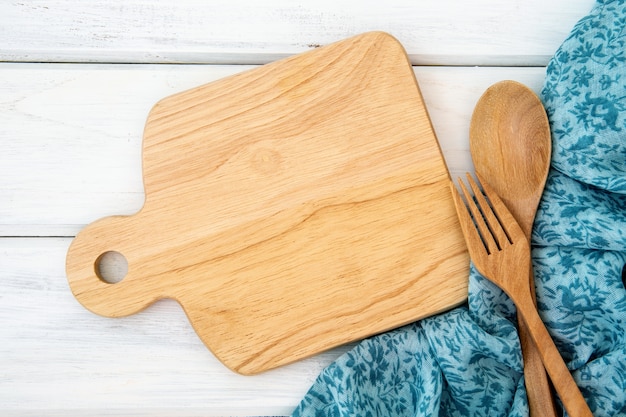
1,1,596,415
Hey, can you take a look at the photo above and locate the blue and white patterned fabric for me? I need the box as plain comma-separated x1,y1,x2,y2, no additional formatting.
292,1,626,416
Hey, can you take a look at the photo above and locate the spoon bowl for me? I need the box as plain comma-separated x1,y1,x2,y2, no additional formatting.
470,80,551,237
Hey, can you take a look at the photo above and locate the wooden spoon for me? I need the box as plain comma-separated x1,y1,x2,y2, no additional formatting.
469,80,558,416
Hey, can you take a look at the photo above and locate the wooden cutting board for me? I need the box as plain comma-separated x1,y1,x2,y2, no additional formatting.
66,31,469,375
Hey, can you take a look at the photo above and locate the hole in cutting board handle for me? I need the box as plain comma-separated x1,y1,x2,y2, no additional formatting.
95,251,128,284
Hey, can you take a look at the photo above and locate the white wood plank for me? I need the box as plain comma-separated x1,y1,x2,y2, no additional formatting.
0,237,352,416
0,63,547,236
0,0,594,66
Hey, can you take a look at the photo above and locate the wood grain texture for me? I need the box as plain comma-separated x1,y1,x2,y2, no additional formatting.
65,32,469,374
0,0,594,65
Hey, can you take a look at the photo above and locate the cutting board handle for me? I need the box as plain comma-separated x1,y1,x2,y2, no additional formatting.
66,214,163,317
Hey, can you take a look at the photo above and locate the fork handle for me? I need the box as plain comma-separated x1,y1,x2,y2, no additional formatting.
519,266,559,417
517,297,594,417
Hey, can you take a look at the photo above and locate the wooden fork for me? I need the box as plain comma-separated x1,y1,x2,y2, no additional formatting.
450,173,593,417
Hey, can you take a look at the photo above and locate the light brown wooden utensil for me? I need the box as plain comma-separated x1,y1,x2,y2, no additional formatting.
469,80,557,416
65,32,470,375
451,173,593,417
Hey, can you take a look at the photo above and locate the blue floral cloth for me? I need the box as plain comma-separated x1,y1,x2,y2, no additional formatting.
292,1,626,416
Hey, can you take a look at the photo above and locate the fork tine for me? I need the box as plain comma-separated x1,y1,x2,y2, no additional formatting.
475,172,526,242
449,181,488,259
457,176,499,255
466,174,511,250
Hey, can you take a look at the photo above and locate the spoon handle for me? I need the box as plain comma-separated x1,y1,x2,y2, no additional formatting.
519,266,560,416
517,293,594,417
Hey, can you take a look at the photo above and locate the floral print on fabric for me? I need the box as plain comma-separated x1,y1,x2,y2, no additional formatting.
292,323,443,416
534,2,626,413
292,1,626,416
533,170,626,251
293,272,527,417
542,0,626,193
